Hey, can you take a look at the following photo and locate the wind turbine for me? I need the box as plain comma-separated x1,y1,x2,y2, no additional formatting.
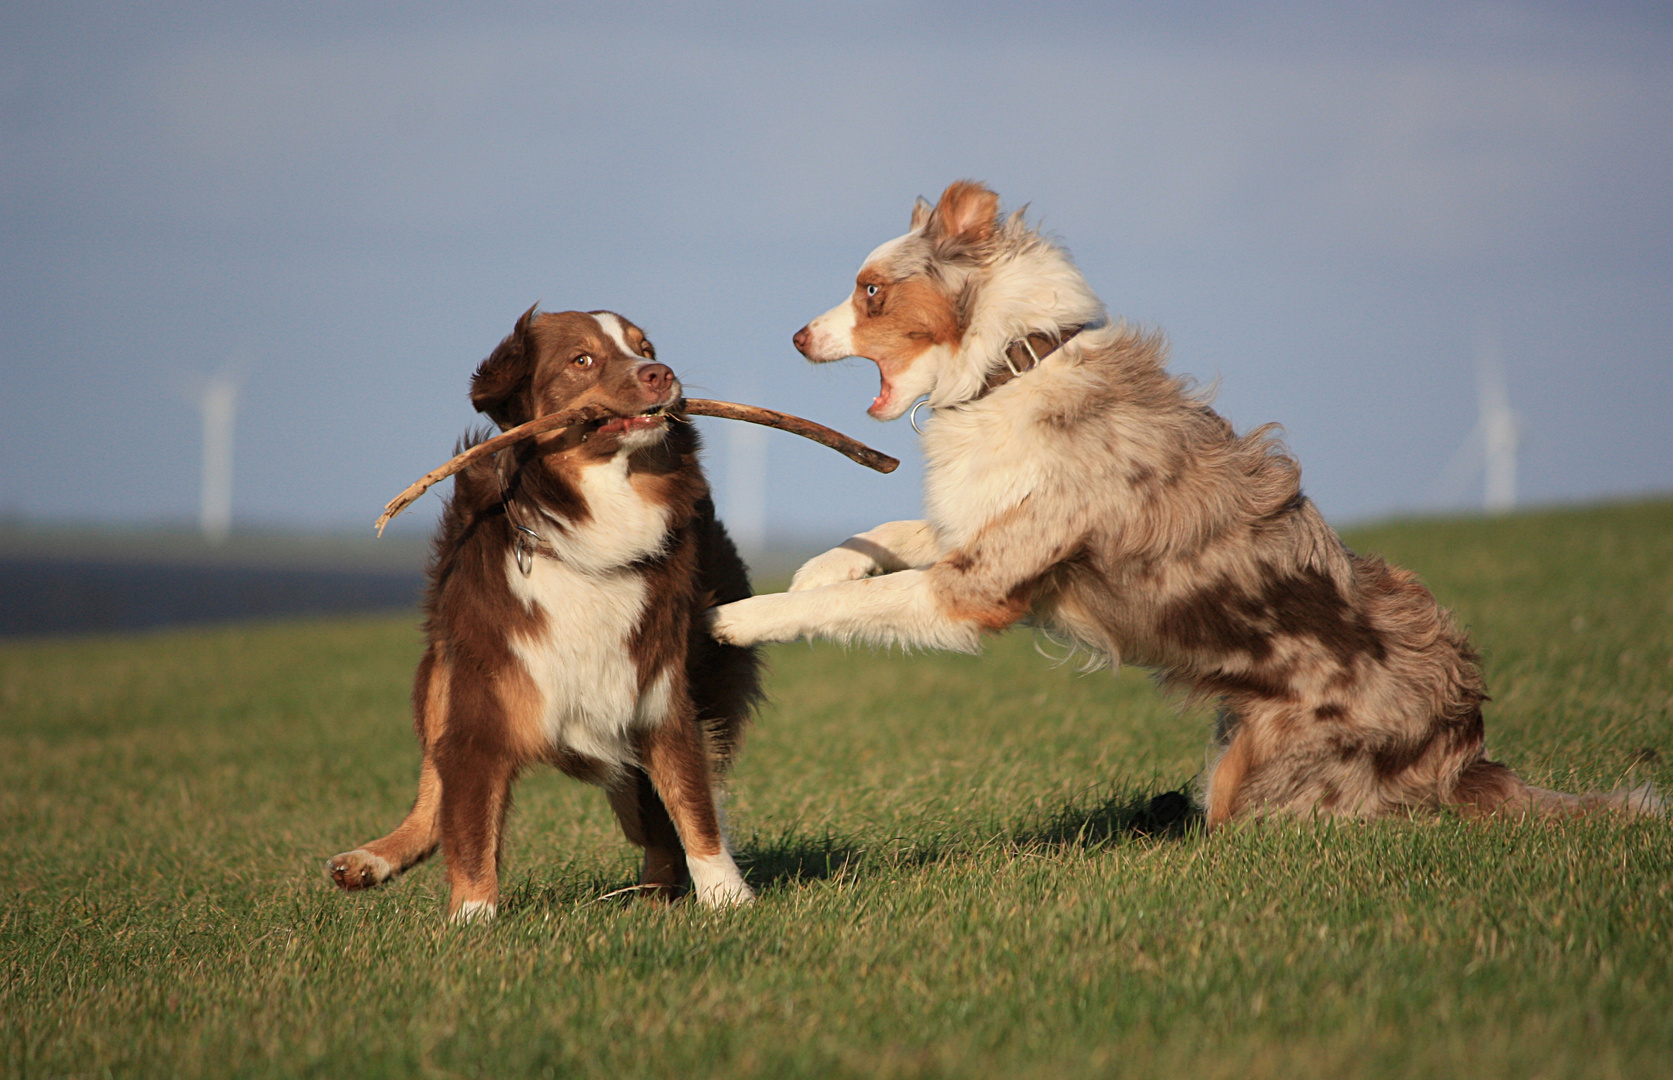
194,360,247,545
726,419,768,556
1433,329,1519,513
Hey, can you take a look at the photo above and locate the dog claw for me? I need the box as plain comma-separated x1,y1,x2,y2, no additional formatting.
326,849,393,892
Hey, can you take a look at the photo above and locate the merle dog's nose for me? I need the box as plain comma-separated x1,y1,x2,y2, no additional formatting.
793,326,811,355
638,362,675,395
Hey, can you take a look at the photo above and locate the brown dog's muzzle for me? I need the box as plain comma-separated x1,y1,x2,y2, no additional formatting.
638,362,676,399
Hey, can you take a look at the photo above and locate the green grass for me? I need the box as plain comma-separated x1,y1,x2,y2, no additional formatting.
3,499,1671,1079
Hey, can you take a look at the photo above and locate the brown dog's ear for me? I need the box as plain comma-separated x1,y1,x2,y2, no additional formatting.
926,180,1000,246
909,195,933,232
470,303,540,429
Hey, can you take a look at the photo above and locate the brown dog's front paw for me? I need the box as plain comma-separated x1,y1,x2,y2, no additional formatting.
326,848,393,892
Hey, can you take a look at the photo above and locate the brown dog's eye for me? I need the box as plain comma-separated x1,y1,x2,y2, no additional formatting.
866,284,879,297
573,354,593,368
640,340,655,360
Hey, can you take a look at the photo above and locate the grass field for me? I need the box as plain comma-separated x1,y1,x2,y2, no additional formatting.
3,500,1671,1079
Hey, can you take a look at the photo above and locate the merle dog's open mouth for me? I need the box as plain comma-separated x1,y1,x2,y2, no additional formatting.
595,401,677,435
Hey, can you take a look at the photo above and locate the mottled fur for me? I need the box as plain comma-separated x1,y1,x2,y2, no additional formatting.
330,308,761,920
713,181,1657,825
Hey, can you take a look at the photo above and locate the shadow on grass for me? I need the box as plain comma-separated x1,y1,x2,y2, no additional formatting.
734,784,1201,895
736,830,863,891
1016,786,1202,848
495,784,1202,914
499,835,872,916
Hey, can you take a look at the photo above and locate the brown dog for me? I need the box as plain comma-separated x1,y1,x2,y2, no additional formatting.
710,181,1657,824
330,307,760,920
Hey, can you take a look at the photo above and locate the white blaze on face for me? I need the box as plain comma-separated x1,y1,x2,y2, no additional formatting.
801,292,859,362
590,312,637,355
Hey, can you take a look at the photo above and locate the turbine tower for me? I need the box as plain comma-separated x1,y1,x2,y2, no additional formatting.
1476,334,1517,513
197,365,241,545
1433,329,1519,513
727,419,768,556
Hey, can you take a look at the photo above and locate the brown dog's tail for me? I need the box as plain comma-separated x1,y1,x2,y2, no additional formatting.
1450,758,1664,818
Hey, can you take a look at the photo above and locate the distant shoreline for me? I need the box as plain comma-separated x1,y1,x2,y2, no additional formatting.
0,524,827,635
0,557,424,638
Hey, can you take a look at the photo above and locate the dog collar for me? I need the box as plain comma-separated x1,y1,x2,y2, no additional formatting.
493,451,561,575
910,325,1086,433
986,324,1084,396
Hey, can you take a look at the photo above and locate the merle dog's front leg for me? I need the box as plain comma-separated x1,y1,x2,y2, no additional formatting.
709,571,982,653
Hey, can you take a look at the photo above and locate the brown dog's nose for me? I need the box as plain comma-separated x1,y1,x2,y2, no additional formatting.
793,326,811,355
638,362,675,395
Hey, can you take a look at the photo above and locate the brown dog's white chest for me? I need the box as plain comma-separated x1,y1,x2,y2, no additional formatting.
505,452,678,769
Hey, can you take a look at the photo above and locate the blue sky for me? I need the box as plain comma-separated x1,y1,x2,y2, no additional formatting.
3,1,1669,544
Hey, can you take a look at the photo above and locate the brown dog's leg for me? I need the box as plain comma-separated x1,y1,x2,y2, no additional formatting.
638,718,753,907
436,747,517,922
328,648,455,892
605,767,691,901
326,758,443,891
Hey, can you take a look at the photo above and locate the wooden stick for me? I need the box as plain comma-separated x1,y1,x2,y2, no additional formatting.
685,399,899,475
374,398,898,535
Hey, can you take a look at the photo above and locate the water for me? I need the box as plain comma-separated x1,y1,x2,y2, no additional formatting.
0,558,424,637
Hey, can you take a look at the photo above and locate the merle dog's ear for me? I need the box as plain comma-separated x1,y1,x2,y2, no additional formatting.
470,303,540,429
909,195,933,232
925,180,1000,247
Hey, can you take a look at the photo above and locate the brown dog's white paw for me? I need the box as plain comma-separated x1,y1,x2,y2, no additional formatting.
687,853,755,909
325,848,394,892
696,879,755,908
447,899,498,925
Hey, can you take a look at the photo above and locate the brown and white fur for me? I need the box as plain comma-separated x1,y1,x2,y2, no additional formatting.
710,180,1658,825
329,307,761,921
